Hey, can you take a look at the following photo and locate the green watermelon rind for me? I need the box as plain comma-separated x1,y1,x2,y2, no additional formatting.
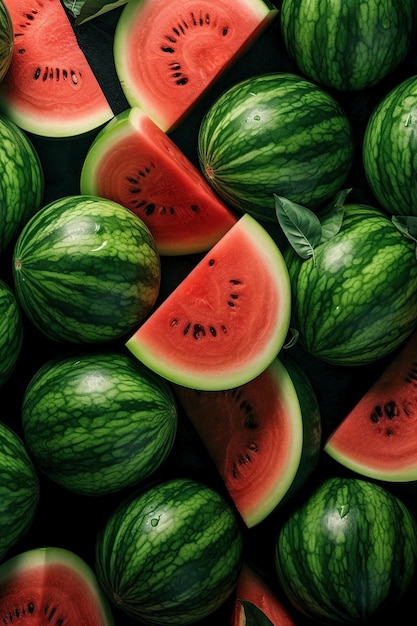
197,72,354,222
0,0,12,82
21,351,179,496
0,279,23,388
95,477,243,624
0,422,39,561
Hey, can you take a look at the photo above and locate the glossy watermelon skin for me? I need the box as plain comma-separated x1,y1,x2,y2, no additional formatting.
0,422,39,560
363,75,417,217
275,477,417,623
0,115,44,253
0,279,23,387
284,203,417,365
197,72,354,222
21,351,178,496
0,0,12,82
12,195,161,344
280,0,415,92
95,477,243,624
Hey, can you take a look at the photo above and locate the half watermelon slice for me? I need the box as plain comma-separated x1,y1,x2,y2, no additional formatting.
113,0,278,131
80,107,237,255
0,0,113,137
126,214,291,391
324,329,417,481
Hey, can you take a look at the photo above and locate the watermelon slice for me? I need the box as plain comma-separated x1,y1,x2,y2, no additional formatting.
0,0,113,137
80,107,237,255
113,0,278,131
126,214,291,391
324,329,417,481
0,546,115,625
173,354,321,527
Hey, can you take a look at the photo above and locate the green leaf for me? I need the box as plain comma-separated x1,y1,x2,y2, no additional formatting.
318,188,351,243
239,600,274,625
392,215,417,242
63,0,128,24
274,194,322,260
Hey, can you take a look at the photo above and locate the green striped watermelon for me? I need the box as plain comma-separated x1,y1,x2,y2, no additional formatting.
95,477,243,624
283,203,417,365
21,351,178,496
197,72,354,222
12,195,161,344
280,0,415,92
0,422,39,561
275,477,417,623
0,279,23,388
0,114,44,253
363,75,417,217
0,0,12,82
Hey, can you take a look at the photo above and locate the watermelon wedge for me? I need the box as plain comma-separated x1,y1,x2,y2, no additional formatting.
324,329,417,481
80,107,237,255
126,214,291,391
0,0,113,137
113,0,278,131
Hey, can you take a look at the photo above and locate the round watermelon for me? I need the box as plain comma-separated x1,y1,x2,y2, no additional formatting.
275,476,417,623
0,278,23,388
197,72,354,222
280,0,415,92
21,351,178,496
0,0,12,83
363,74,417,217
95,477,243,624
12,194,161,344
284,202,417,365
0,422,39,561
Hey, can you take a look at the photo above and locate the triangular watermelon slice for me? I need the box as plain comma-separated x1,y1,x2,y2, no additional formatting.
113,0,278,131
126,214,291,391
0,0,113,137
325,328,417,481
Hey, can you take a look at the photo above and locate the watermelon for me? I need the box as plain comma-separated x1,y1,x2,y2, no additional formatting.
0,0,113,137
0,114,44,253
0,279,23,388
113,0,278,132
324,328,417,481
0,547,115,624
95,477,243,624
231,562,297,626
21,351,178,496
197,72,354,222
0,0,12,82
363,74,417,217
280,0,416,92
126,213,291,391
275,476,417,623
0,422,39,561
283,202,417,366
80,107,237,255
173,354,321,528
12,194,161,344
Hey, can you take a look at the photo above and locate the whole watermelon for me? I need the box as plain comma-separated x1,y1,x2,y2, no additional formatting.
0,278,23,388
363,75,417,217
284,203,417,365
95,477,243,624
280,0,415,92
21,351,178,496
197,72,354,222
275,476,417,623
12,194,161,343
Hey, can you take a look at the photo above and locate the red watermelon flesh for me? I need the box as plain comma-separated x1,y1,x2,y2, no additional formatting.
80,106,237,255
113,0,278,131
173,357,305,528
126,214,291,391
0,0,113,137
0,547,114,624
325,328,417,481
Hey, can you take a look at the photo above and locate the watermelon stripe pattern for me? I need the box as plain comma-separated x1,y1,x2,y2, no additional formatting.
198,72,354,221
96,478,243,624
12,195,161,343
22,352,178,495
0,423,39,560
0,279,23,387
